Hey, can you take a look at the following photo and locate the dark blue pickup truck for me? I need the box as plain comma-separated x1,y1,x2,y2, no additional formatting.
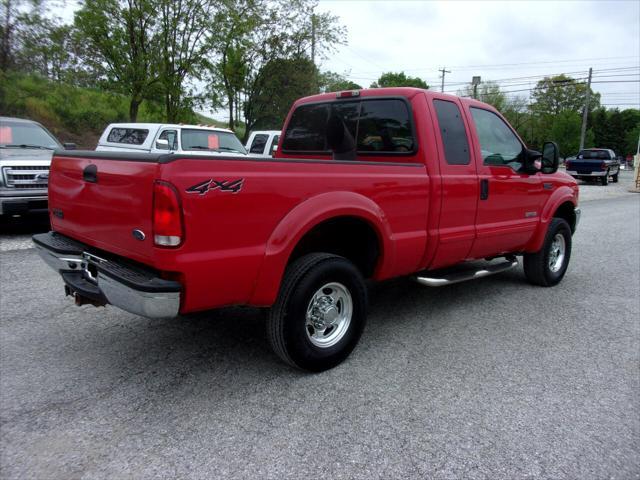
565,148,621,185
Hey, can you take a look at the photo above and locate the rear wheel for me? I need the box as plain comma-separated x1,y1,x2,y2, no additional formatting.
601,171,609,185
612,171,619,183
523,218,572,287
267,253,367,372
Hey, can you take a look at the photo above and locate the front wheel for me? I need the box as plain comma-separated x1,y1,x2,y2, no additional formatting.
267,253,367,372
523,218,572,287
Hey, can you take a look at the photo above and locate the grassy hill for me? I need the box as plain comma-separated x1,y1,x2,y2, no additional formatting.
0,72,226,148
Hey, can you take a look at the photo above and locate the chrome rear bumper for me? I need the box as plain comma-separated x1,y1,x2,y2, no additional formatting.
33,232,181,319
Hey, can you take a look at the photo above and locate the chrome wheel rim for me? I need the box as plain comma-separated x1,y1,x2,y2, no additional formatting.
548,233,566,273
305,282,352,348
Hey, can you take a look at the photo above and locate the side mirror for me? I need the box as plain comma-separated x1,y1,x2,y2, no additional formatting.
156,138,170,150
541,141,559,174
271,144,278,156
63,142,76,150
523,148,542,174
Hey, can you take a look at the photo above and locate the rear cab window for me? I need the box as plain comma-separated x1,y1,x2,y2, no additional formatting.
577,149,611,160
281,97,418,162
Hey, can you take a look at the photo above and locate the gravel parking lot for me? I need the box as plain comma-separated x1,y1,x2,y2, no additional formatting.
1,175,639,479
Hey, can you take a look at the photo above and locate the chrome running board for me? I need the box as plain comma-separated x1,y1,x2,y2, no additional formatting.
415,256,519,287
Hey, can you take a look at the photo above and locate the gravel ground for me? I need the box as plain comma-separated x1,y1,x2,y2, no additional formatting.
1,186,639,479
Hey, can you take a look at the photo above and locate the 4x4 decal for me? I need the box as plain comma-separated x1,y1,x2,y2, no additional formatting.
186,178,244,195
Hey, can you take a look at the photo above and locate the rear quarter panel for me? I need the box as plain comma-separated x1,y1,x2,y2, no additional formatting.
157,157,429,312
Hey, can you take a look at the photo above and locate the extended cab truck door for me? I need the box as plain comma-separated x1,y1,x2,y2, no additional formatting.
427,94,479,270
463,104,544,258
151,128,179,153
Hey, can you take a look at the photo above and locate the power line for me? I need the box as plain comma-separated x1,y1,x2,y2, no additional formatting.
342,55,639,75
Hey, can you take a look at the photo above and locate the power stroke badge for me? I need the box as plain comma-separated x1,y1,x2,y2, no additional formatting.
186,178,244,195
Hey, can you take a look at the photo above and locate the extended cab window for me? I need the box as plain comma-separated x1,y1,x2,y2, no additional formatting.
470,108,523,169
249,134,269,154
282,98,416,159
433,100,470,165
158,130,178,150
107,128,149,145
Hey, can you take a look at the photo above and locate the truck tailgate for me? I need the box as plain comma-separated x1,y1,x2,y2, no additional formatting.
48,153,160,265
568,160,601,173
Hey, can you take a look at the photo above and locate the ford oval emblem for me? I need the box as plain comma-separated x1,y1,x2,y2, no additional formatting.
132,229,146,241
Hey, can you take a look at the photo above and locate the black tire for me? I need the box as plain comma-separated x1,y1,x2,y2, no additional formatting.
267,253,367,372
601,171,609,185
612,171,619,183
523,218,572,287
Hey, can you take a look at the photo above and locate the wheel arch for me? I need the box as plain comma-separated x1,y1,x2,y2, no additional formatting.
526,187,577,253
249,191,393,306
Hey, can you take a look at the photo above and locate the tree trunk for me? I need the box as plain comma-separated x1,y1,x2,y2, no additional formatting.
227,92,234,130
129,98,141,122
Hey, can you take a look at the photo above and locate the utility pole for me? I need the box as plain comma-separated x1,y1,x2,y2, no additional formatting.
579,67,593,151
439,67,451,93
472,76,481,100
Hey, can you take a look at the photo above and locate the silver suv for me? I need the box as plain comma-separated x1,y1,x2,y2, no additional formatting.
0,117,74,216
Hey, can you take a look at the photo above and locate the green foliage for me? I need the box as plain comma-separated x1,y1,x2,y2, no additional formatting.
547,111,584,158
370,71,428,89
74,0,162,121
207,0,347,130
319,71,362,93
589,107,640,155
0,71,168,138
531,74,600,116
244,56,317,135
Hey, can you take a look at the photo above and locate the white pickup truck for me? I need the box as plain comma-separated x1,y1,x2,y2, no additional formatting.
245,130,281,157
96,123,247,156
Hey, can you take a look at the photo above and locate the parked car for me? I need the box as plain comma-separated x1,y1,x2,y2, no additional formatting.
0,116,75,216
565,148,620,185
33,87,580,372
245,130,281,157
96,123,247,156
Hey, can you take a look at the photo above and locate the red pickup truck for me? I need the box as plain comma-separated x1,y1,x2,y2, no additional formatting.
34,88,580,372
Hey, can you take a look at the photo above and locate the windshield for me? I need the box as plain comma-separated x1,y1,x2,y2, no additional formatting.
0,120,62,149
181,129,246,154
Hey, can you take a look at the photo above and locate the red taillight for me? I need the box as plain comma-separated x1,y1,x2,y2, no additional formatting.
565,160,571,169
601,161,607,171
153,181,183,247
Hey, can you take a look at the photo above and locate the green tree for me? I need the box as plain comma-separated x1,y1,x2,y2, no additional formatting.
206,0,345,132
370,71,428,89
244,56,317,133
74,0,161,121
531,74,600,116
319,71,361,93
206,0,261,130
547,110,586,157
0,0,21,71
157,0,214,122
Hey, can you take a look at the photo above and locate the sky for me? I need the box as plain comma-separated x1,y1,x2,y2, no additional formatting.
54,0,639,119
314,0,639,108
